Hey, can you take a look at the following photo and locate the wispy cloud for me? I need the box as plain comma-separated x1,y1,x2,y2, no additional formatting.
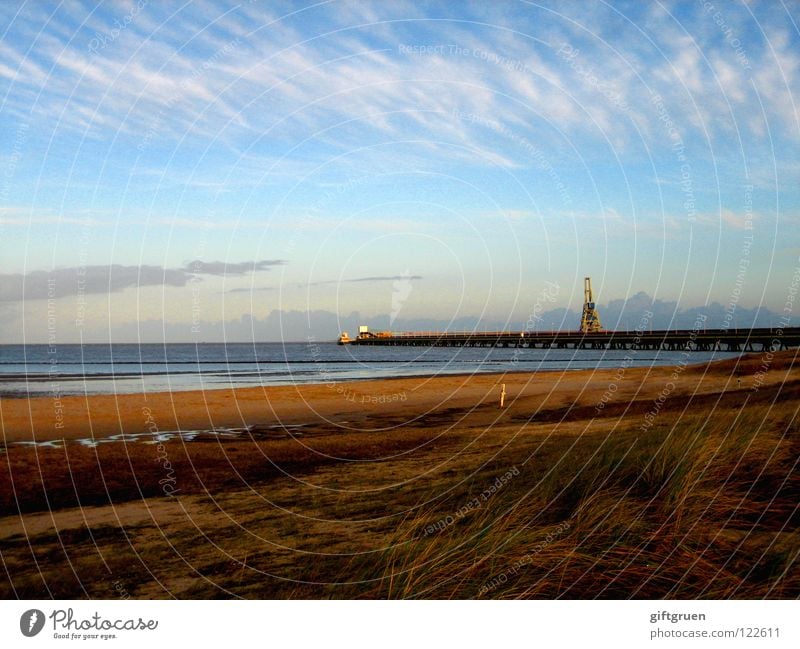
3,1,796,169
0,208,104,227
305,274,422,287
0,259,288,302
0,265,189,302
348,275,423,282
183,259,286,275
695,208,758,230
224,286,275,294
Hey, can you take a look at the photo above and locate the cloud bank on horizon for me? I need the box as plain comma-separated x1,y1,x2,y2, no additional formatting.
0,0,798,342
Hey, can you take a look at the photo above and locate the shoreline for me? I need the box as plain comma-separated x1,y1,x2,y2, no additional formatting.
0,367,552,400
0,349,742,399
0,368,549,441
0,350,794,443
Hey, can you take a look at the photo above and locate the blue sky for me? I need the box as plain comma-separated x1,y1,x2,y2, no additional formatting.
0,0,798,342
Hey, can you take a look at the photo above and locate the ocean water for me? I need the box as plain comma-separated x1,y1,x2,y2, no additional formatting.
0,342,729,397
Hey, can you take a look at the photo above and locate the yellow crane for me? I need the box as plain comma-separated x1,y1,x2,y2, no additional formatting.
580,276,602,333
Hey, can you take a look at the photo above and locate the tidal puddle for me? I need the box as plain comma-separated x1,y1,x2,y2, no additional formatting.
2,423,310,451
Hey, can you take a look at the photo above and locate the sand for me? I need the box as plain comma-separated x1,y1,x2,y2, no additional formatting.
3,350,794,443
1,349,797,598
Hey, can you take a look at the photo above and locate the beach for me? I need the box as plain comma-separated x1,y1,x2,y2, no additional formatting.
3,350,791,443
1,350,798,599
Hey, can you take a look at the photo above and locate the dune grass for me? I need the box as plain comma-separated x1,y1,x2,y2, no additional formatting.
332,404,799,598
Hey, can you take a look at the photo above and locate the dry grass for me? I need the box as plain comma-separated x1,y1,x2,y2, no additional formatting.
335,405,799,599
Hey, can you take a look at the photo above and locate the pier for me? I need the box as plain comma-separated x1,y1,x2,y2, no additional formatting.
339,277,800,352
343,327,800,352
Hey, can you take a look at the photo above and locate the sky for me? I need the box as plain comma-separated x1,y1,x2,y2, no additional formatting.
0,0,798,342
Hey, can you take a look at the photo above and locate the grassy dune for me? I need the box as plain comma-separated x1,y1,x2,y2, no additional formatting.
1,351,798,599
343,405,799,598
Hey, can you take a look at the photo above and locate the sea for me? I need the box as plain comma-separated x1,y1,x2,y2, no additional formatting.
0,342,730,397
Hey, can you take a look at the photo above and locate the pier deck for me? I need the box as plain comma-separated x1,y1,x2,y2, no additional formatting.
346,327,800,352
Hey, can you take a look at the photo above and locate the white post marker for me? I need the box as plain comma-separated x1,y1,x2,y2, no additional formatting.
500,383,506,408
